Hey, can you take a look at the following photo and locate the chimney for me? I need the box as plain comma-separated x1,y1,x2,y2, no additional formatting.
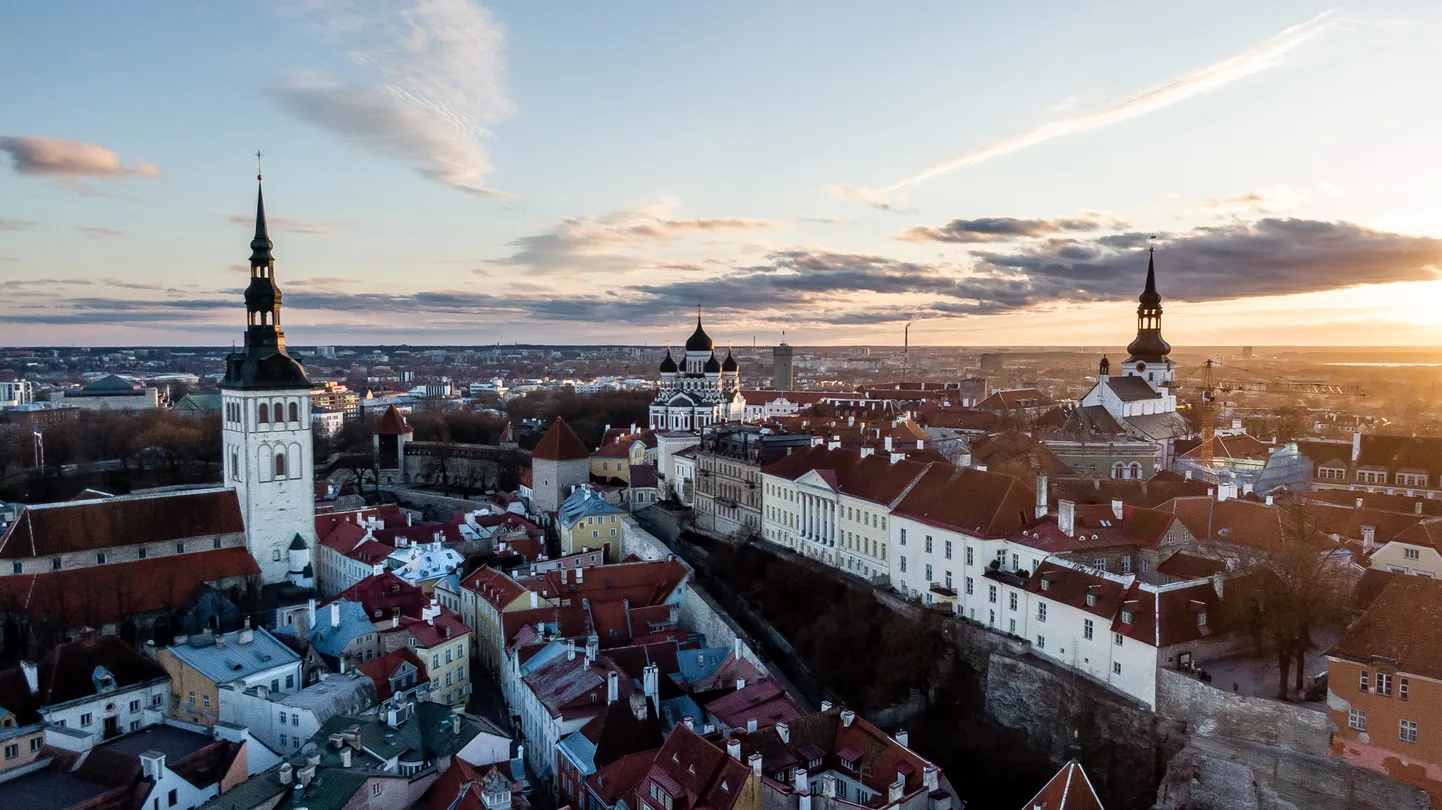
777,722,790,743
820,700,832,711
682,716,695,731
923,765,939,792
529,591,538,609
1035,473,1048,520
1418,501,1426,516
1355,497,1365,509
214,633,226,649
1058,500,1075,538
1265,494,1274,507
884,436,893,452
20,661,37,694
279,762,293,785
340,748,352,768
308,598,317,629
841,709,855,727
888,775,905,804
585,635,598,665
890,452,906,464
736,678,746,691
576,567,584,583
607,671,619,704
823,775,837,798
727,738,742,761
330,602,340,628
1352,430,1363,462
792,765,806,791
566,640,576,661
298,764,316,787
238,616,254,645
1218,483,1232,503
1212,572,1225,599
799,793,812,810
1111,499,1124,521
733,636,743,660
139,751,166,781
747,718,757,733
748,753,763,777
860,447,874,458
894,729,909,747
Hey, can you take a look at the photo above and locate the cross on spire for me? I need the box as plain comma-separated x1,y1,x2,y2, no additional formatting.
255,149,263,181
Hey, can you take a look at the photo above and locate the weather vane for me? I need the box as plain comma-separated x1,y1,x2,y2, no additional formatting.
1149,233,1157,252
255,149,263,181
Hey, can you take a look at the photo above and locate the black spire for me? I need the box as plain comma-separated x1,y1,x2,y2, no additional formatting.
1125,247,1170,363
249,181,274,267
222,165,312,391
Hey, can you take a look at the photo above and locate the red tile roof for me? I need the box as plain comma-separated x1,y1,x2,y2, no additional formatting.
533,418,591,461
1392,518,1442,551
1331,575,1442,680
517,560,688,607
1020,759,1103,810
384,607,471,648
0,547,259,626
586,748,658,807
643,725,751,810
334,572,429,621
893,466,1038,538
976,388,1054,411
0,488,244,559
1177,433,1271,461
738,707,936,798
703,679,802,730
462,566,531,611
357,647,428,701
1156,552,1227,580
760,445,934,507
374,404,412,436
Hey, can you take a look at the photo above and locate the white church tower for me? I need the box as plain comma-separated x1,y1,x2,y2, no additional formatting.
220,172,317,583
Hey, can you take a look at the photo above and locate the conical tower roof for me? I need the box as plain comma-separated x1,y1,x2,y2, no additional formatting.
532,417,590,461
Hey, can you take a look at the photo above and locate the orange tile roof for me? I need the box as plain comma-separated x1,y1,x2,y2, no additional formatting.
533,417,591,461
461,566,530,610
893,466,1037,538
374,404,412,435
0,488,244,559
1331,576,1442,680
1020,759,1103,810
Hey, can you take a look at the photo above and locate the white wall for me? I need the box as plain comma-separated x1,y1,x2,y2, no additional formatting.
42,681,169,747
223,387,316,584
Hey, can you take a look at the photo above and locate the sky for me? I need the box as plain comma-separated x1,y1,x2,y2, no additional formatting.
3,1,1442,349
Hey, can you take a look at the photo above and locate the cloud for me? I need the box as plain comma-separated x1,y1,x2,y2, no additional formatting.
0,219,37,232
11,217,1434,330
1201,191,1281,215
272,0,513,197
898,215,1117,243
485,197,783,276
75,227,125,239
830,11,1336,207
0,136,161,178
227,213,340,235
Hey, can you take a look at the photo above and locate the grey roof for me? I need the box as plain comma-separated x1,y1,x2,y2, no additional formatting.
316,701,483,765
1106,376,1162,402
558,730,598,775
0,771,111,810
1124,411,1190,441
276,674,378,724
277,600,374,659
100,723,214,761
166,628,300,685
198,763,376,810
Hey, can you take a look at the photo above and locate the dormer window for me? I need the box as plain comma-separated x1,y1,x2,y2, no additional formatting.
649,782,674,810
1040,577,1050,591
1085,592,1097,607
1197,611,1207,626
1120,608,1134,624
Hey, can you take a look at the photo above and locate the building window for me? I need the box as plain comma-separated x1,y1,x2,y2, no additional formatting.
1036,635,1045,650
51,558,60,571
289,402,299,422
944,540,953,560
188,692,195,706
96,552,106,565
1348,709,1367,732
1113,661,1122,675
1401,678,1410,701
965,577,974,595
1084,619,1094,640
286,675,295,689
1085,592,1097,607
899,528,906,546
10,562,19,574
258,403,269,423
1377,672,1393,697
29,737,41,752
202,695,210,709
1093,557,1106,571
129,699,140,713
1359,671,1369,692
3,744,15,760
1114,632,1124,646
169,789,178,807
1400,720,1418,744
1037,603,1047,622
373,784,383,797
137,547,147,560
989,584,998,604
175,542,185,554
925,536,933,554
1008,592,1018,611
899,556,906,573
280,733,288,747
1405,548,1421,561
275,452,287,478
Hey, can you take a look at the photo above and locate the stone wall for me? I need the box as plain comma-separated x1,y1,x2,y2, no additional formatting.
1153,735,1430,810
622,515,674,562
1155,668,1330,757
386,487,491,520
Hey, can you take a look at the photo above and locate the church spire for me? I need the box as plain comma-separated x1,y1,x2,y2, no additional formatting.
1139,244,1160,307
1125,245,1170,363
249,151,274,268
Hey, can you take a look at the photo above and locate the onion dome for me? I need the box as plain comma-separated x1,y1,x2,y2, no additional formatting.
703,353,721,374
721,348,738,373
1125,248,1171,362
659,347,678,373
685,313,714,352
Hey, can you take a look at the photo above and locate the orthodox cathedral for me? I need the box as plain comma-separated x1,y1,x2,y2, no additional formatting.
648,309,746,431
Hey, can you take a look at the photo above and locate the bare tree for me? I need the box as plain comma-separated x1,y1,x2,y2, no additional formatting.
1220,504,1353,699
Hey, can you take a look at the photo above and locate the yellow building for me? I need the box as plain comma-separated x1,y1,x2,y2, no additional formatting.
459,567,552,675
0,665,45,777
380,603,473,709
558,485,627,562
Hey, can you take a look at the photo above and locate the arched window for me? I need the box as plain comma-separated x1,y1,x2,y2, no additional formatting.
1129,462,1143,479
275,452,287,478
230,450,239,479
1112,462,1125,480
258,403,269,423
289,402,299,422
273,401,283,422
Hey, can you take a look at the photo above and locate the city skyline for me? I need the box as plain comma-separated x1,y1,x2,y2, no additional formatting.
4,1,1442,348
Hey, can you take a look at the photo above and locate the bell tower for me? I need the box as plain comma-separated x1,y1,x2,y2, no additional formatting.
1121,247,1174,390
220,161,317,583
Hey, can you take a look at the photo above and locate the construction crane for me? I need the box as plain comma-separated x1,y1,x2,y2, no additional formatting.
1173,359,1364,466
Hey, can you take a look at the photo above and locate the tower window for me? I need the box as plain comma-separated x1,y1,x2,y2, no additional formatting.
258,403,269,423
288,402,299,422
275,453,287,478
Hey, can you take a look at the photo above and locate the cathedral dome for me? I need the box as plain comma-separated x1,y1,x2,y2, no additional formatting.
685,316,713,352
721,349,737,373
703,354,721,374
659,349,677,373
